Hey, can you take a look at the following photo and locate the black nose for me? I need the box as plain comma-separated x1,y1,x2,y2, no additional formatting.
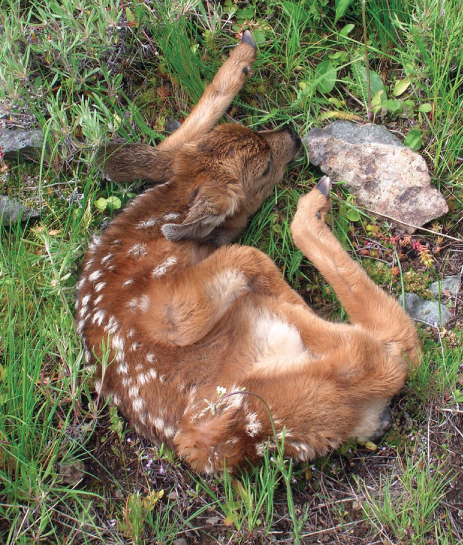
282,123,301,147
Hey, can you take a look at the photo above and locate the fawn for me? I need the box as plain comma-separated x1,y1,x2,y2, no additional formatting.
76,31,421,473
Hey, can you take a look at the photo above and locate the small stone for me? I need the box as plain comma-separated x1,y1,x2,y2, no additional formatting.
403,292,451,326
205,516,221,525
429,275,461,298
305,121,448,233
352,500,362,511
0,195,39,225
1,129,45,161
172,539,188,545
168,491,178,500
59,460,85,484
165,116,181,134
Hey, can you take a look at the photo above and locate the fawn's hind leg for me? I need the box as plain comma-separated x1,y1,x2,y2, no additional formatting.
291,177,420,370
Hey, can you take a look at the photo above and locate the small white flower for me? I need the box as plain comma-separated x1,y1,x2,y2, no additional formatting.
216,386,227,397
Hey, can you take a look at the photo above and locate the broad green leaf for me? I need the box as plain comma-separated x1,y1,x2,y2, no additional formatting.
381,99,403,113
371,89,386,107
298,81,307,90
335,0,355,23
404,128,422,151
106,196,122,210
359,66,386,97
94,197,107,212
393,78,411,97
364,441,378,451
346,208,361,222
316,61,337,94
418,103,432,113
339,23,355,37
454,389,463,402
328,97,343,108
125,7,135,22
252,29,266,43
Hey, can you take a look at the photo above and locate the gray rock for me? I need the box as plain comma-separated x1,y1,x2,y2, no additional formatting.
164,116,181,134
59,460,85,484
305,122,448,233
429,275,461,298
1,129,44,160
0,195,39,225
403,292,451,326
172,539,188,545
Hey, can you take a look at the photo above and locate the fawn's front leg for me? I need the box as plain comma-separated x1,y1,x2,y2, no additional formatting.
158,31,257,152
291,177,421,369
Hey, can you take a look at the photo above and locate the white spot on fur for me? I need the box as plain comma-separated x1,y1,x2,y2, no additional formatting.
94,281,107,293
84,258,94,271
245,412,262,437
84,348,92,364
77,319,86,335
117,362,128,375
131,342,141,351
136,218,157,229
152,256,177,278
137,373,149,385
94,294,103,305
122,376,132,387
81,294,91,307
135,363,143,371
139,294,150,312
104,315,120,335
76,277,86,291
123,278,134,287
88,236,102,252
152,417,164,431
101,254,113,265
127,243,147,259
95,380,102,394
164,426,175,438
89,269,103,282
127,295,150,312
163,212,180,221
112,334,125,356
129,385,139,398
148,368,157,379
159,375,166,383
146,353,156,363
289,441,316,462
127,328,136,338
112,394,120,406
133,398,144,412
92,309,105,327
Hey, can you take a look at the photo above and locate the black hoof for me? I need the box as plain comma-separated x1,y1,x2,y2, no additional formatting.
317,176,332,196
241,30,256,49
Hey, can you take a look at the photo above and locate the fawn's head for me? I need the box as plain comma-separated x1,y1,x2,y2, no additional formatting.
99,122,300,245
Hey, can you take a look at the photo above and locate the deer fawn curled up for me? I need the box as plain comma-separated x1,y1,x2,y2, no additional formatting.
76,31,421,473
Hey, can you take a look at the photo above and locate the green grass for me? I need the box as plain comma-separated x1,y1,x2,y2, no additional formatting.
1,0,463,543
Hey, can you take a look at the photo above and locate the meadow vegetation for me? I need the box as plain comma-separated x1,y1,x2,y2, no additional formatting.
1,0,462,543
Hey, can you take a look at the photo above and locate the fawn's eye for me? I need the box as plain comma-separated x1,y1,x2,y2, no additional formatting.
262,161,271,176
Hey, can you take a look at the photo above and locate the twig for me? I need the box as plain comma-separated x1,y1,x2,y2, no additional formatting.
361,207,462,242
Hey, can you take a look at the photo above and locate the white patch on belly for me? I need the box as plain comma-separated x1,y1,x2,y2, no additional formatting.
252,310,310,372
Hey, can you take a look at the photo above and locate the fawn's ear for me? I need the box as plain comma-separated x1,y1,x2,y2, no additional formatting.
161,179,244,241
96,143,170,183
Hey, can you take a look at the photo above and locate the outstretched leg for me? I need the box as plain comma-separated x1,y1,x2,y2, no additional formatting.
291,177,421,368
158,31,257,152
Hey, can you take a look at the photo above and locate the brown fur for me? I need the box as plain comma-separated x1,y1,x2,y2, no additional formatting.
76,32,421,473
